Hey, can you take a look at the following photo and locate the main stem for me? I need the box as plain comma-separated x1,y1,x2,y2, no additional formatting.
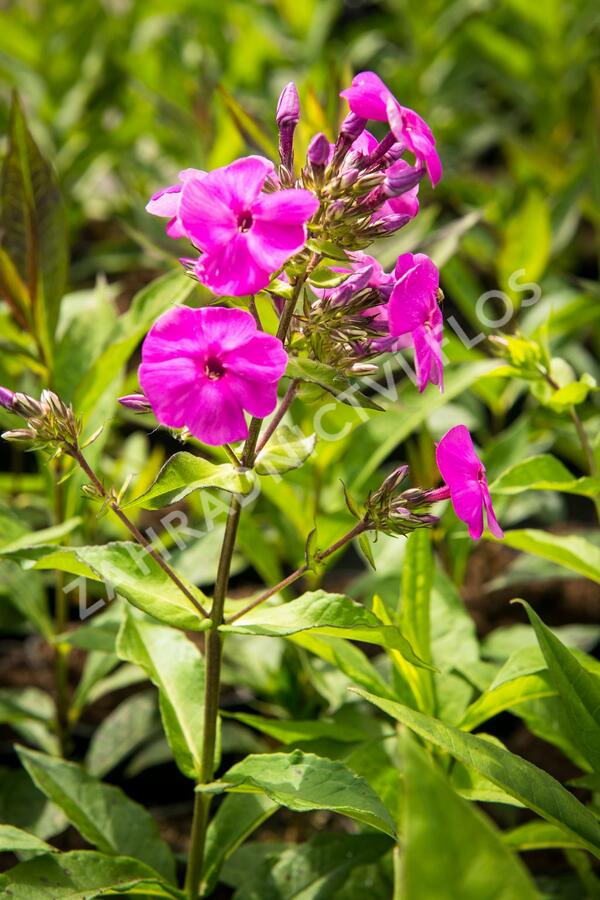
53,463,70,756
184,272,310,898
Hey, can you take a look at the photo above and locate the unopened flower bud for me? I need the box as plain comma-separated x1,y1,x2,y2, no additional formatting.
276,82,300,172
41,390,68,419
380,464,409,494
353,171,385,195
325,200,346,222
2,428,36,443
307,132,331,170
369,213,411,235
425,486,451,503
12,392,43,418
0,387,15,411
339,168,360,190
339,112,367,141
383,159,422,198
276,82,300,127
118,393,153,414
349,362,380,376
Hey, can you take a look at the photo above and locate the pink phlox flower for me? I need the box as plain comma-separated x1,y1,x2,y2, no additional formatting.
436,425,504,540
388,253,444,392
178,156,319,297
340,71,442,187
139,305,288,446
146,168,205,239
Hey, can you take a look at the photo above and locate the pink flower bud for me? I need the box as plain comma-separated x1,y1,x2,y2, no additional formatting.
0,387,15,411
118,393,153,414
276,82,300,127
307,133,331,168
339,112,367,141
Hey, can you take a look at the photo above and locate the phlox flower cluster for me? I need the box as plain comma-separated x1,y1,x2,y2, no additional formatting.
136,71,501,539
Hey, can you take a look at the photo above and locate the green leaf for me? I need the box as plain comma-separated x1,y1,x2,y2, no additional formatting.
33,542,210,631
517,601,600,772
217,85,278,158
491,455,600,498
496,530,600,584
0,519,81,557
16,746,177,883
0,560,53,638
0,851,183,899
504,820,586,852
459,672,555,732
0,687,59,754
116,608,205,779
202,750,395,837
255,426,316,476
0,824,54,854
1,92,68,358
352,690,600,857
85,691,159,778
221,591,432,668
223,711,369,745
399,529,435,714
223,833,392,900
125,452,255,509
202,794,277,896
498,189,551,303
287,632,397,700
0,766,68,842
402,732,538,900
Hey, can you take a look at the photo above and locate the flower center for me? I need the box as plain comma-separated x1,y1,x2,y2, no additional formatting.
237,210,253,232
204,357,226,380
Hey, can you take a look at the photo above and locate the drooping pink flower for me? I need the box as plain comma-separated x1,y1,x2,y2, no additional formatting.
435,425,504,540
178,156,319,297
138,306,288,446
340,71,442,187
146,168,205,238
388,253,443,392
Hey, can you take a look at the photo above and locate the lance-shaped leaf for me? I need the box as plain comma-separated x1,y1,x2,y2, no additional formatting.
202,794,277,896
116,609,206,779
496,530,600,584
221,591,432,668
223,832,393,899
0,824,55,855
200,750,395,837
1,92,68,359
0,851,184,899
517,600,600,772
85,691,159,778
398,529,435,713
125,452,255,509
255,426,316,476
352,689,600,858
491,455,600,498
402,732,538,900
32,542,210,631
16,746,177,883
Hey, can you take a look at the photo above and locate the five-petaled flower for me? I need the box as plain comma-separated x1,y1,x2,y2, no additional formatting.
139,306,288,446
340,71,442,186
388,253,444,392
178,156,318,296
435,425,504,540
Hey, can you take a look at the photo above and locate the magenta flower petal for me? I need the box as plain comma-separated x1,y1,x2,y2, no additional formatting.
436,425,504,540
146,168,205,239
340,71,392,121
386,99,442,187
388,255,442,388
194,234,271,296
250,189,319,271
138,306,288,446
